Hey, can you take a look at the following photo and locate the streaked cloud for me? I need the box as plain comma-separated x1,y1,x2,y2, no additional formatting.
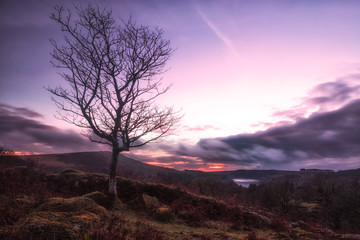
273,73,360,122
0,103,107,154
196,8,239,58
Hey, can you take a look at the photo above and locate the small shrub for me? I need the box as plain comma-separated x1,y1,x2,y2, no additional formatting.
171,199,205,226
270,216,290,233
0,166,58,201
134,221,163,240
91,213,131,240
0,196,34,226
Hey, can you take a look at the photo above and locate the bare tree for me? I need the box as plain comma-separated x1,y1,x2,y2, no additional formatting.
48,5,181,198
0,145,14,156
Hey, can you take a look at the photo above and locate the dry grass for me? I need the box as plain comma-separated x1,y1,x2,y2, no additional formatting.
0,163,343,240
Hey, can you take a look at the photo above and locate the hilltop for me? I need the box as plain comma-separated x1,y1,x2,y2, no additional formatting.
21,151,177,180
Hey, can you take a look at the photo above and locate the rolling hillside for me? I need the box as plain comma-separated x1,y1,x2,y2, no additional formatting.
20,151,360,184
23,151,177,180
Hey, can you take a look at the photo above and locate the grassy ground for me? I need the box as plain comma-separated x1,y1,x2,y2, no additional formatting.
91,205,296,240
0,162,343,239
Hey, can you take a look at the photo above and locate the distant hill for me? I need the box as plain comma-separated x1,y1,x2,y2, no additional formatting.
212,169,301,180
19,151,360,182
23,151,177,179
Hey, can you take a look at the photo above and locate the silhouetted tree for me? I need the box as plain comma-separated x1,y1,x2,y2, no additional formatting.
48,5,180,198
0,145,15,156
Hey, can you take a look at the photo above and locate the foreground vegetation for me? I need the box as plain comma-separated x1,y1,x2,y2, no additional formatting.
0,149,359,239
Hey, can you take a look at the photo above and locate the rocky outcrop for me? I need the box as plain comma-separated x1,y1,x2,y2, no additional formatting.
14,196,107,240
17,211,100,240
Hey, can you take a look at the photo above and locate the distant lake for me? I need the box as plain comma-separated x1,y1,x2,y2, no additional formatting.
233,178,259,188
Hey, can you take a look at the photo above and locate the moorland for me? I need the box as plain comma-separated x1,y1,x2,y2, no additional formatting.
0,149,359,239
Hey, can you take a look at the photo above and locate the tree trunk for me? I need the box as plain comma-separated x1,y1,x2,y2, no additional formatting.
109,149,120,199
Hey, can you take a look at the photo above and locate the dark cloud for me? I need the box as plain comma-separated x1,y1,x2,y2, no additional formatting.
308,74,360,105
161,138,256,167
160,99,360,170
223,99,360,160
273,74,360,122
0,103,43,118
0,103,107,153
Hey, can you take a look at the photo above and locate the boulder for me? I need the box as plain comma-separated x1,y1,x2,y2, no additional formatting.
82,191,114,209
17,210,100,240
13,196,108,239
129,193,163,212
141,194,161,210
58,169,86,184
36,196,107,216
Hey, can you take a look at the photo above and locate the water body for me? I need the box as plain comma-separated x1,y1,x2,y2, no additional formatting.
233,178,259,188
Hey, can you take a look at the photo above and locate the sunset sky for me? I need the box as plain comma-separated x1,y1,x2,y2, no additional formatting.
1,0,360,171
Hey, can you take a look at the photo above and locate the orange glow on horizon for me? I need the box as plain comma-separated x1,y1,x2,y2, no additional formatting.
207,163,224,169
204,163,225,171
14,151,40,156
185,167,222,172
127,149,246,172
145,162,175,168
209,166,223,169
145,161,227,172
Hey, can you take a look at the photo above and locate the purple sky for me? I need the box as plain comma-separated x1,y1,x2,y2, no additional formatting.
1,0,360,171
